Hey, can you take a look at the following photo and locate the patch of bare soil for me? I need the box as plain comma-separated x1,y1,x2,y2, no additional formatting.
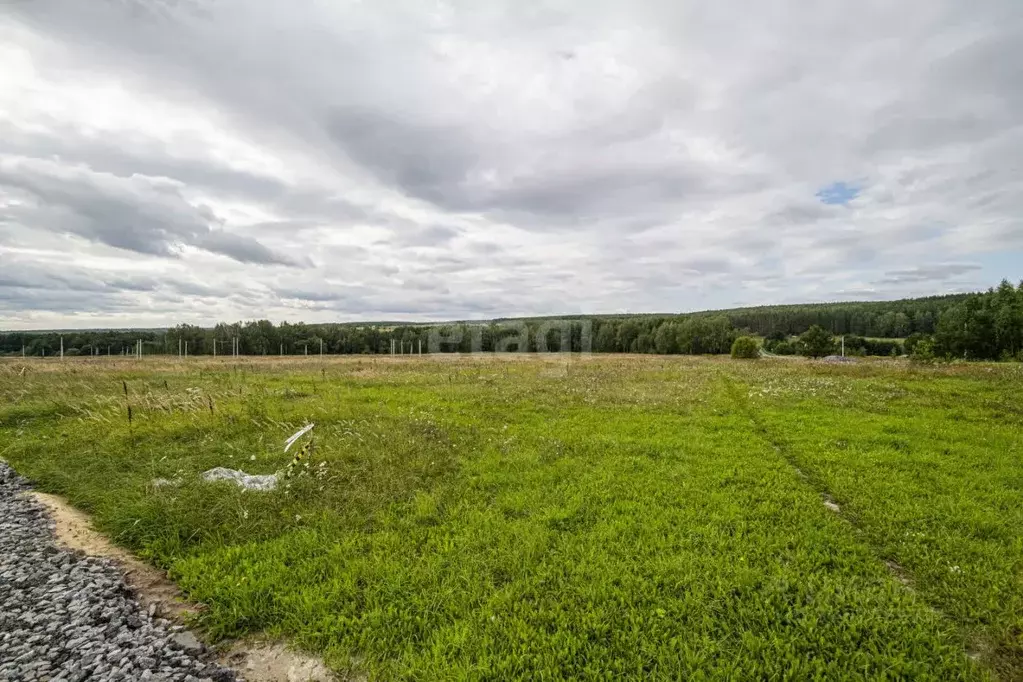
821,494,841,513
27,491,195,621
222,641,341,682
27,490,341,682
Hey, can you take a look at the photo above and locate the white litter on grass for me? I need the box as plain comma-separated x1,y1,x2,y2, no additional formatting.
202,467,278,491
201,424,313,492
284,423,315,453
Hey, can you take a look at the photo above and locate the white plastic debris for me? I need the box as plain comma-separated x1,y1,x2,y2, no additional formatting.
284,423,315,452
201,467,278,491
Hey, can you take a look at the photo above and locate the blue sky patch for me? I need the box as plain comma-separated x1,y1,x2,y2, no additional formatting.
816,181,861,206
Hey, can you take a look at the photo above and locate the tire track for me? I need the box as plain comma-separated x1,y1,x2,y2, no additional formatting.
721,375,995,677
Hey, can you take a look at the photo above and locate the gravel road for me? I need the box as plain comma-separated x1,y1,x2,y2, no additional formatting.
0,462,241,682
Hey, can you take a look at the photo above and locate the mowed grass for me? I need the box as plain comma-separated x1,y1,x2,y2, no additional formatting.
0,355,1020,680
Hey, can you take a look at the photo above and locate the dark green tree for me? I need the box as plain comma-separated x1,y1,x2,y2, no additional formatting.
800,325,836,358
731,336,760,359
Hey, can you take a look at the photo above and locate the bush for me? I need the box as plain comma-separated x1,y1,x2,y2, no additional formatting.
904,333,928,355
799,325,836,358
731,336,760,359
909,338,937,364
772,341,798,356
864,339,903,356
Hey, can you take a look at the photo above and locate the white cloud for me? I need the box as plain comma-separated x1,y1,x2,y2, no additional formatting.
0,0,1021,329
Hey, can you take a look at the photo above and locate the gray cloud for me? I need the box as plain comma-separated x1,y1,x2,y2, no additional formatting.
0,0,1021,328
194,230,308,268
878,263,983,285
0,157,302,266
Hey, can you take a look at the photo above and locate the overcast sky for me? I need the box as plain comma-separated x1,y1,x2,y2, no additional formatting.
1,1,1021,330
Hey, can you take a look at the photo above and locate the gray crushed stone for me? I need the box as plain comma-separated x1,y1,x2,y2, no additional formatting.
821,355,858,364
0,462,242,682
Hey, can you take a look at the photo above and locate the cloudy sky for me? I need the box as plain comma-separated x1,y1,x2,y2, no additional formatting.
1,1,1021,330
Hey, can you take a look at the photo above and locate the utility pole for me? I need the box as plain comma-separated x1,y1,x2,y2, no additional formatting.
60,335,64,359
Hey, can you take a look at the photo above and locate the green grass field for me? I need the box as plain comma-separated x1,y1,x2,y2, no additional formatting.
1,355,1020,680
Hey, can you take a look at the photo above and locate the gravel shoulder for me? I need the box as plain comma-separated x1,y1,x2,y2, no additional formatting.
0,462,240,682
1,461,339,682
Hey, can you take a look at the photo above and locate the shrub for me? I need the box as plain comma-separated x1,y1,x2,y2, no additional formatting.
772,341,798,356
799,325,836,358
731,336,760,359
904,333,928,355
864,339,903,356
910,338,937,364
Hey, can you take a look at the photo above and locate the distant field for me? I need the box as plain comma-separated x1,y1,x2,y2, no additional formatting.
1,355,1020,680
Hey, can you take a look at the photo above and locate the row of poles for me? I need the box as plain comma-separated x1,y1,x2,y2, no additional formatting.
25,337,149,359
391,339,423,355
21,336,245,359
25,336,426,359
179,337,242,358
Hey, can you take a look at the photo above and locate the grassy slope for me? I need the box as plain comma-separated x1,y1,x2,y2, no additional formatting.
0,356,1018,680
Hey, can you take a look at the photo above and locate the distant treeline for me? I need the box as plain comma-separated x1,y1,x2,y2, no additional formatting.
2,282,1021,360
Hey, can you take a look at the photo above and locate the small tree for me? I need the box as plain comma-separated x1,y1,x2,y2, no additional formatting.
904,332,927,355
763,330,786,351
800,325,836,358
773,340,798,355
731,336,760,359
909,338,937,364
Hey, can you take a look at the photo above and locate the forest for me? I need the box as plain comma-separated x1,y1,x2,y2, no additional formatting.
2,281,1021,361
